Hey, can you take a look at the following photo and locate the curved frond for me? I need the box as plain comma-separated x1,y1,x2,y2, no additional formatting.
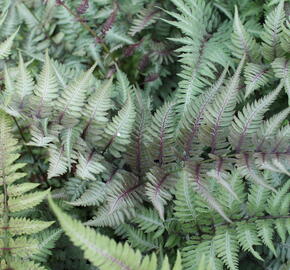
261,0,285,61
230,6,258,61
56,63,97,124
147,102,176,166
145,167,177,220
200,57,245,154
230,83,282,152
244,63,271,98
0,27,19,59
102,94,136,158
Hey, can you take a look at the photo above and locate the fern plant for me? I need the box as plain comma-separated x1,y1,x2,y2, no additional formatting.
0,0,289,269
0,110,54,270
49,194,214,270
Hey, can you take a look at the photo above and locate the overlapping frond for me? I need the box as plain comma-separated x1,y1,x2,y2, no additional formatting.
32,51,59,118
145,167,177,220
49,196,182,270
244,63,271,97
261,0,285,61
230,6,259,61
200,57,245,154
56,63,97,125
147,102,176,166
102,93,136,158
0,27,19,59
0,111,53,269
229,83,282,152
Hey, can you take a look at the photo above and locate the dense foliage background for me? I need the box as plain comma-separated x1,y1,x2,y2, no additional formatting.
0,0,289,269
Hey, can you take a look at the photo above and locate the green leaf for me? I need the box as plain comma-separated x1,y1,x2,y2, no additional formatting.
231,6,258,61
0,27,19,59
236,222,263,261
214,228,239,270
49,195,177,270
256,219,277,256
8,189,49,213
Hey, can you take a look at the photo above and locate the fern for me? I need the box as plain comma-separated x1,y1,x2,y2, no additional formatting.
56,63,97,125
49,195,183,270
0,24,18,59
231,6,259,61
0,110,53,269
261,0,285,61
0,1,289,269
102,92,136,158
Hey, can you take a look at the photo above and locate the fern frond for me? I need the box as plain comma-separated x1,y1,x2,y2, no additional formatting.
76,151,106,180
244,63,271,98
27,119,56,147
173,169,197,223
68,181,107,207
0,217,53,236
117,224,159,252
60,126,80,169
267,181,290,216
230,6,258,61
49,196,168,270
254,107,290,151
5,236,39,258
125,90,152,176
1,65,15,108
86,205,136,227
187,162,231,223
56,63,97,125
166,0,230,115
238,153,277,192
256,219,277,256
31,229,63,263
8,189,50,213
229,83,282,152
236,222,263,261
147,102,176,166
5,259,48,270
0,27,18,59
15,52,34,108
177,66,228,159
261,0,285,61
107,172,143,214
133,207,165,236
129,5,160,36
115,68,132,104
247,176,271,215
82,78,112,139
200,57,245,154
145,167,176,220
47,144,67,179
102,94,136,158
32,51,59,118
281,18,290,52
183,239,222,270
214,228,239,270
0,110,53,268
7,182,39,196
271,57,290,104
